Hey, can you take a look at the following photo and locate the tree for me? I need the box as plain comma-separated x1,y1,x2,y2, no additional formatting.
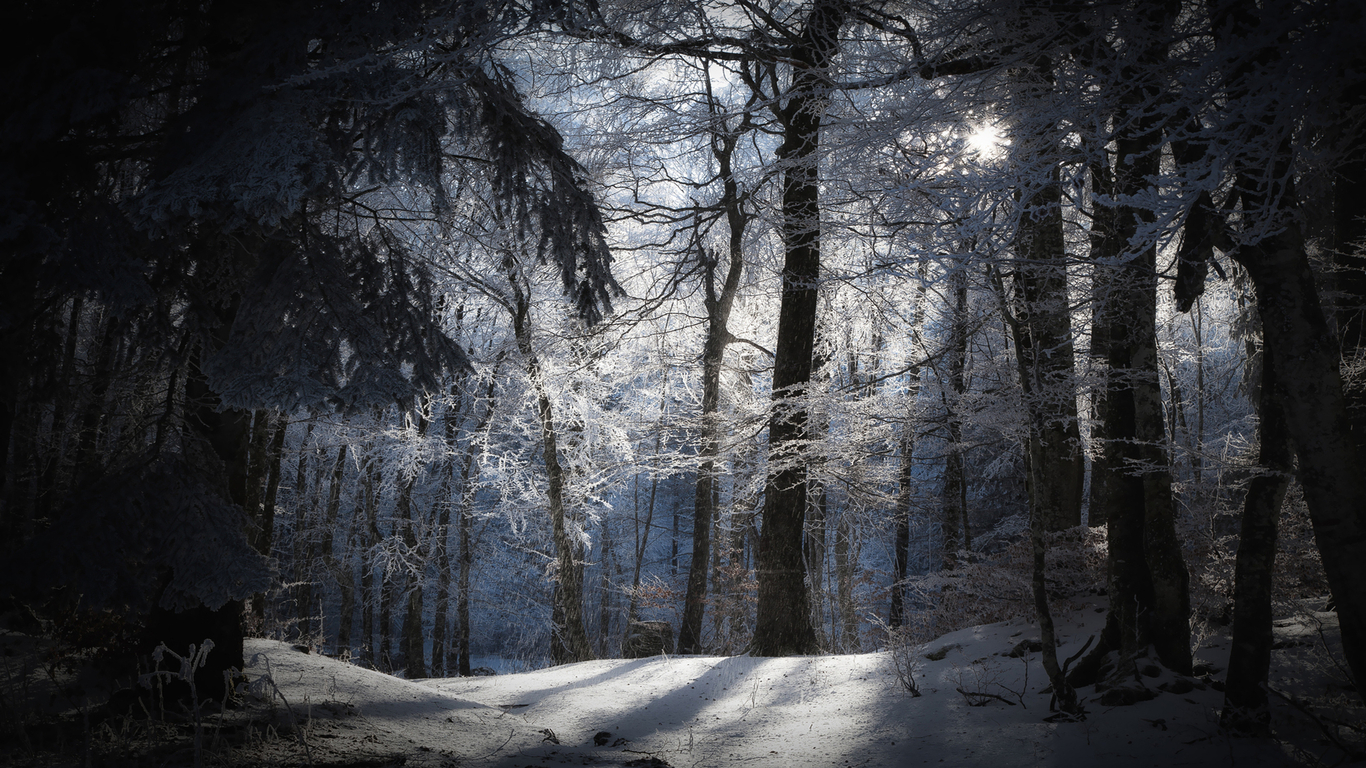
1,0,616,691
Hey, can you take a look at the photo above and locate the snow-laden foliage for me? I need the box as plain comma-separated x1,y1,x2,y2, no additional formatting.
9,455,272,613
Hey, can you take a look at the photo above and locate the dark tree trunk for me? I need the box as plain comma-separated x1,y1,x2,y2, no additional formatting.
35,295,83,521
1082,2,1191,679
833,513,858,651
889,274,928,628
431,397,463,677
1095,120,1191,677
243,410,270,547
1235,169,1366,698
942,263,971,567
1334,78,1366,460
293,422,317,637
678,109,748,652
398,413,430,678
1221,343,1291,734
1013,166,1084,532
511,284,593,664
1209,0,1366,696
360,451,380,663
752,0,843,658
319,444,350,651
250,411,288,625
1086,148,1120,529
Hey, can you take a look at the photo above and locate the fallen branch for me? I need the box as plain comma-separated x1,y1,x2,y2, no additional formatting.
956,687,1017,706
1265,685,1365,761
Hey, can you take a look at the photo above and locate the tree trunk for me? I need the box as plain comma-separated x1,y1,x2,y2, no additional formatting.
889,405,916,629
752,0,844,657
250,411,289,625
1013,164,1084,532
34,295,83,521
398,412,430,678
1235,170,1366,697
942,261,971,567
293,423,317,637
1334,77,1366,462
318,443,349,651
678,99,750,653
1209,0,1366,696
511,285,593,664
1086,147,1120,529
833,512,858,651
1095,113,1191,676
1221,341,1291,734
360,450,380,664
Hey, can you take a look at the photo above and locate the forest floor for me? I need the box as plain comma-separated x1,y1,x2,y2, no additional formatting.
2,596,1361,767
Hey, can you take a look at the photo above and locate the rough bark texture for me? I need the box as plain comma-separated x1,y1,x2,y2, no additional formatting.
752,0,843,657
1096,112,1191,676
1221,347,1290,734
942,265,971,567
890,274,928,628
1235,175,1366,697
1014,168,1084,532
1083,1,1191,679
1211,0,1366,697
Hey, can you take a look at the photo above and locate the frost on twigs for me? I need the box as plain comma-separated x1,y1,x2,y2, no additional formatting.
898,518,1107,647
876,621,923,697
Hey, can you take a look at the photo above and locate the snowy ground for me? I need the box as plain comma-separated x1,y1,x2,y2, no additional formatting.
234,597,1356,767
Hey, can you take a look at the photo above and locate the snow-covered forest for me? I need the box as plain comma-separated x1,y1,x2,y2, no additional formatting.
2,0,1365,762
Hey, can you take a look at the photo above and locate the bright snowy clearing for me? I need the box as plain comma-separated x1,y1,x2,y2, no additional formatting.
239,598,1349,767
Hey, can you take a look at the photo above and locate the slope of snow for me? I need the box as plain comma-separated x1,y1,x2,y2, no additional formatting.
243,599,1336,766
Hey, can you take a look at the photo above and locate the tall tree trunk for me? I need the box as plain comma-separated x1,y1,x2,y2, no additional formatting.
889,413,916,629
35,295,83,521
293,422,317,637
250,411,289,625
625,421,662,631
942,261,971,567
1086,146,1120,529
753,0,844,657
995,264,1081,715
319,444,350,650
1235,168,1366,696
244,409,271,549
1013,162,1084,532
511,284,593,664
1209,0,1366,695
1334,76,1366,463
72,310,123,488
1221,340,1291,734
678,96,750,653
834,512,858,651
360,450,380,664
891,270,930,627
1100,119,1191,676
431,397,463,678
1079,2,1191,680
398,412,430,678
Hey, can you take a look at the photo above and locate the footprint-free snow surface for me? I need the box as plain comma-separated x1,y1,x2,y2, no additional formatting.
244,599,1336,766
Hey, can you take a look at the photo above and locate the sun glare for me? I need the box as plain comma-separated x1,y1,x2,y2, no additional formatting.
966,123,1008,158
